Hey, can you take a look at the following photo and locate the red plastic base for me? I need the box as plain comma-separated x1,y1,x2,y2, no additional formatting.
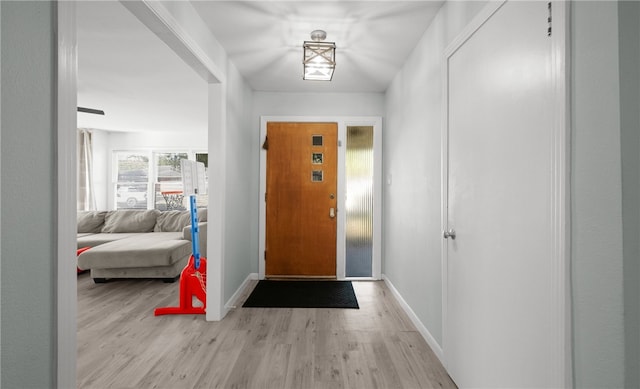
154,255,207,316
153,307,205,315
77,246,91,274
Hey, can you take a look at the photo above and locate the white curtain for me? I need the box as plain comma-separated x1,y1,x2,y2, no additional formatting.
77,129,96,211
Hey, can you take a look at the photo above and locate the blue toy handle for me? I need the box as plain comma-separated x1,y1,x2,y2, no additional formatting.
189,195,201,270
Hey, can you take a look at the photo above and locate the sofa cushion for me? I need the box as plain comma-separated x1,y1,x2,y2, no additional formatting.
77,233,141,250
77,232,189,269
183,222,207,257
77,211,107,233
198,208,208,222
101,210,159,233
154,210,191,232
154,208,208,232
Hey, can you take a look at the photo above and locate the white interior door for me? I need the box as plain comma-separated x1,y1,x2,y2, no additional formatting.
444,1,568,387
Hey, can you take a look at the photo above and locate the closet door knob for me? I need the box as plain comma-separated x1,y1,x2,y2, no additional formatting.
443,229,456,240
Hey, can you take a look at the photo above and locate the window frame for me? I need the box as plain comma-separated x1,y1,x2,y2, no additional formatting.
111,149,208,211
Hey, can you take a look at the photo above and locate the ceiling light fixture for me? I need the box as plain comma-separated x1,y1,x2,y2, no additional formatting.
303,30,336,81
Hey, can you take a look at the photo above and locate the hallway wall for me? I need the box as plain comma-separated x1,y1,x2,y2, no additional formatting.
1,2,56,387
252,92,385,119
618,2,640,387
572,2,626,387
383,0,487,350
223,60,255,305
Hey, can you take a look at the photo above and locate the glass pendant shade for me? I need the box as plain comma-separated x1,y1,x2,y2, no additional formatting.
303,40,336,81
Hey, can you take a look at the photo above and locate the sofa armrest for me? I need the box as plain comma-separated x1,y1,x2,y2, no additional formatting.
183,222,207,257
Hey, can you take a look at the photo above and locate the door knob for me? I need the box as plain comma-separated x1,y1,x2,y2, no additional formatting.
329,208,336,218
443,229,456,240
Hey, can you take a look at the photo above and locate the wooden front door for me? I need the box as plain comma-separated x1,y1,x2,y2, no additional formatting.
265,122,337,277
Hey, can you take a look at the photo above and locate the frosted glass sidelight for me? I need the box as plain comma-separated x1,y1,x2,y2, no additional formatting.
346,126,374,277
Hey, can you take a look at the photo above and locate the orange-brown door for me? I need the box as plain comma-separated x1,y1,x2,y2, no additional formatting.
265,122,337,277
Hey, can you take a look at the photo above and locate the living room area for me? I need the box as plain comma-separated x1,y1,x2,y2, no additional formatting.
75,0,213,284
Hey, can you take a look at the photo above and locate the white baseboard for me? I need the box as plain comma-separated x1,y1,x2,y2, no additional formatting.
382,274,445,364
224,272,259,310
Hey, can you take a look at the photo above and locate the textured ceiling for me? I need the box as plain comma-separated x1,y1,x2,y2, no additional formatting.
77,1,444,132
191,1,444,92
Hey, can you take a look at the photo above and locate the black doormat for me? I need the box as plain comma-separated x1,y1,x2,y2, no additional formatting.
242,280,359,309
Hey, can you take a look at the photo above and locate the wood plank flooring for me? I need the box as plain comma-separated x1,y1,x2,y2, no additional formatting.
77,274,456,389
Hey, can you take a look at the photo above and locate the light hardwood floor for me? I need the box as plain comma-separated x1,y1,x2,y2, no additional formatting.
77,273,456,389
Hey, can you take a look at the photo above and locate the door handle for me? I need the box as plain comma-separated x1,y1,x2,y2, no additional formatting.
443,229,456,240
329,207,336,218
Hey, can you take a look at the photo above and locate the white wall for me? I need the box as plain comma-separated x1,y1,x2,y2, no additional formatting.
572,2,625,387
0,2,3,383
223,61,255,303
107,129,207,150
618,2,640,388
383,0,487,349
1,2,56,387
252,92,384,119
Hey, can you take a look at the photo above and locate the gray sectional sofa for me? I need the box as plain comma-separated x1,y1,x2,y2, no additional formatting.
77,209,207,283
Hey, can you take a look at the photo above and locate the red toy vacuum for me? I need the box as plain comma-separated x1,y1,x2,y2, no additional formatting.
154,194,206,315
